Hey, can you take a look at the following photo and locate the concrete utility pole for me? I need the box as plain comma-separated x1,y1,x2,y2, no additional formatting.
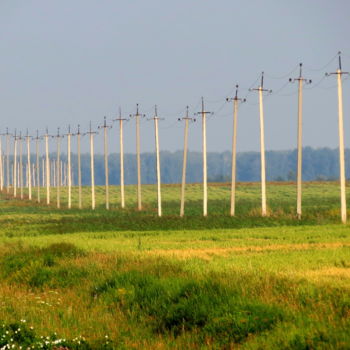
250,72,272,217
25,163,28,188
9,162,13,188
130,104,145,210
289,63,312,220
44,128,50,204
19,132,24,199
0,134,3,191
66,125,72,209
34,130,41,203
5,129,11,193
195,98,213,217
61,163,64,186
53,128,63,209
86,122,97,210
0,131,10,192
52,160,56,187
149,106,163,217
13,130,18,197
226,85,246,216
32,163,35,187
26,130,32,200
42,157,45,187
17,162,19,190
179,106,195,217
326,52,349,224
76,125,83,209
98,117,112,210
113,108,127,209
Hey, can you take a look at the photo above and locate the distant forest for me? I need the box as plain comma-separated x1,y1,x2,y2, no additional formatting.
46,147,350,186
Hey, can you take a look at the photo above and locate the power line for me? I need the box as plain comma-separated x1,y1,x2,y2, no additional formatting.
264,64,299,80
304,75,327,90
304,52,339,72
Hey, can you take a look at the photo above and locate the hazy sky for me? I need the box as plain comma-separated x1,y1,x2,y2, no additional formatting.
0,0,350,154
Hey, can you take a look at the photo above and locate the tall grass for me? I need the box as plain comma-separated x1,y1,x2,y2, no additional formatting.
0,183,349,348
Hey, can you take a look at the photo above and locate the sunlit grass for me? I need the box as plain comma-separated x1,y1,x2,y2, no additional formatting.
0,182,349,349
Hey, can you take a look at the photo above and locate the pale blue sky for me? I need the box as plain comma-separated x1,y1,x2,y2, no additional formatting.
0,0,349,153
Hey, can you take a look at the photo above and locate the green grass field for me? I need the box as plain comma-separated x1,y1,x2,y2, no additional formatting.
0,182,349,349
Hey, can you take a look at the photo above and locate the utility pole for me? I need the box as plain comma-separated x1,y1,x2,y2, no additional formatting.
61,160,65,187
5,129,11,193
76,125,82,209
149,106,163,217
17,162,19,191
250,72,272,217
25,163,28,188
130,104,145,210
13,130,18,197
53,128,63,209
26,130,32,200
179,106,195,217
33,130,41,203
289,63,312,220
1,128,12,193
41,157,45,187
0,134,3,191
195,98,213,217
32,163,35,188
98,116,112,210
226,85,246,216
52,160,56,187
44,128,50,205
326,52,349,224
113,108,127,209
66,125,72,209
86,122,97,210
19,132,23,199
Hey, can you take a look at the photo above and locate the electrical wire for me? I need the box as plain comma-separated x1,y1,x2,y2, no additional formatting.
269,81,290,95
304,75,327,90
264,64,299,80
159,119,182,130
206,85,237,103
274,90,298,97
317,75,350,90
304,53,339,72
213,101,227,115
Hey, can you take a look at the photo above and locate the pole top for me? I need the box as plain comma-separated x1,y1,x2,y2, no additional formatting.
226,85,246,103
130,103,145,118
325,51,348,76
178,106,195,122
195,97,213,116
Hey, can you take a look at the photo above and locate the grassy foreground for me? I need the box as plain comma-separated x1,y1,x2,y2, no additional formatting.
0,182,349,349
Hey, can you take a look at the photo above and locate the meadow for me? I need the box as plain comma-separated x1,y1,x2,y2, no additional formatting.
0,181,349,349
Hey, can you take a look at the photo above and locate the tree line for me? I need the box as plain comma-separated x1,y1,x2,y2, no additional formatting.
50,147,350,186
